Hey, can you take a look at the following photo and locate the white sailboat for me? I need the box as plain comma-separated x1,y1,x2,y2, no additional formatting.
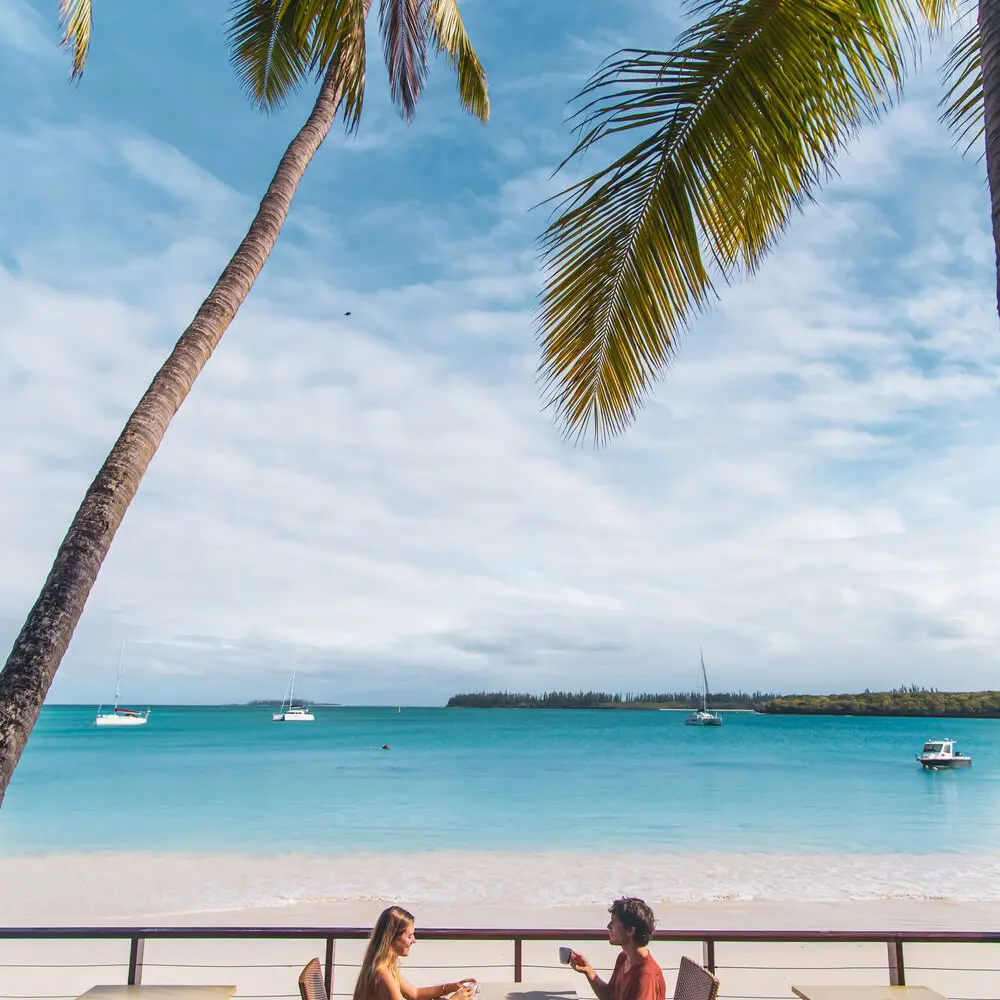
685,649,722,726
95,640,150,726
272,662,314,722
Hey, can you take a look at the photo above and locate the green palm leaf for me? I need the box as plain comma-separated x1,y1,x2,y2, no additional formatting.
59,0,92,78
228,0,314,111
426,0,489,122
224,0,485,127
299,0,372,130
228,0,371,128
379,0,429,121
917,0,961,28
941,13,983,152
539,0,926,442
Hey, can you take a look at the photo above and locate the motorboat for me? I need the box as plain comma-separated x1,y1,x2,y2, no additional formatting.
685,649,723,726
95,639,150,726
273,662,314,722
916,739,971,769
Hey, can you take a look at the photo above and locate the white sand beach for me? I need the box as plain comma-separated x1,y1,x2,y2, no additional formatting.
1,852,998,1000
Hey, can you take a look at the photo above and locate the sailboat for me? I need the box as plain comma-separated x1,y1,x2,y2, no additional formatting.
684,649,723,726
272,662,314,722
95,640,150,726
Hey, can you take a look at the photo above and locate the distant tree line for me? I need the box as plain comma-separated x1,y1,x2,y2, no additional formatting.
245,698,313,707
446,690,776,710
447,687,1000,716
759,689,1000,717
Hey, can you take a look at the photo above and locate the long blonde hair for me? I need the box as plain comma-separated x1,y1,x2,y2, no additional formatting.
353,906,415,1000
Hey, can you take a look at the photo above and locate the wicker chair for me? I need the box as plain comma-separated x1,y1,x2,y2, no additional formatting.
672,956,720,1000
298,958,328,1000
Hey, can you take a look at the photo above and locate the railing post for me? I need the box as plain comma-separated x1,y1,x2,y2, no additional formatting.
513,938,522,982
887,939,905,986
325,937,336,999
702,939,716,974
128,936,145,986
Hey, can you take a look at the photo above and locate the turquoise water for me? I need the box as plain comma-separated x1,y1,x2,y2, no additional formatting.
2,706,999,854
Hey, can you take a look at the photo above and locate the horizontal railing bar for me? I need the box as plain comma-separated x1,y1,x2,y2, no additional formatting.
720,965,886,970
2,927,1000,943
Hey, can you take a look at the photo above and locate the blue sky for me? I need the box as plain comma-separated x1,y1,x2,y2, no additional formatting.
1,0,998,705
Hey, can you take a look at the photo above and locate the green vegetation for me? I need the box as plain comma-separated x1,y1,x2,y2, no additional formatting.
538,1,994,442
245,699,313,707
447,690,774,710
449,686,1000,717
759,687,1000,718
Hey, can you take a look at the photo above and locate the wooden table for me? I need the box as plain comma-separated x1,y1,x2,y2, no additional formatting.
76,987,237,1000
792,986,948,1000
476,984,578,1000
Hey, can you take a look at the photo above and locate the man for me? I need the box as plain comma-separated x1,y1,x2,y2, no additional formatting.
569,897,666,1000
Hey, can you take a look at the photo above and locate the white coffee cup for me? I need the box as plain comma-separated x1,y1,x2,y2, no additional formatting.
559,947,573,965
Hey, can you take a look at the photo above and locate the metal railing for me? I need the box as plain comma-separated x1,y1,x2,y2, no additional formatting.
3,926,1000,998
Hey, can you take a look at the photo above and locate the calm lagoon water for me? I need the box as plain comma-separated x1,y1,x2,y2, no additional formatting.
2,706,999,854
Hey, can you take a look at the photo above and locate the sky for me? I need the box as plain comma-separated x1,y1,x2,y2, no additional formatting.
0,0,998,706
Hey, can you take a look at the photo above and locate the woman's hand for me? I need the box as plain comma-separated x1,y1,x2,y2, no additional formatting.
450,982,477,1000
569,952,595,979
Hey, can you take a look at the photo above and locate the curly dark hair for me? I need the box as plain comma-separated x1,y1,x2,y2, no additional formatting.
609,897,656,947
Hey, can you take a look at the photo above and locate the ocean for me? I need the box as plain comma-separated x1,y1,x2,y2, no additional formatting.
3,705,998,857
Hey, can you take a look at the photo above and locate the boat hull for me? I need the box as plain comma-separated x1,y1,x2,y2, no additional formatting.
918,756,971,769
273,711,315,722
95,713,148,726
685,715,722,726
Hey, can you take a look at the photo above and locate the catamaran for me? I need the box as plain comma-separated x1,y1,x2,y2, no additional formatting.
273,663,314,722
95,639,150,726
685,650,723,726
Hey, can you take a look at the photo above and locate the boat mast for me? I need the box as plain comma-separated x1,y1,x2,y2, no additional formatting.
289,659,297,709
700,648,708,713
114,639,125,710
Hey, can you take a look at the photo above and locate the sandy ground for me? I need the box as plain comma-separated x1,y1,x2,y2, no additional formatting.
1,854,998,1000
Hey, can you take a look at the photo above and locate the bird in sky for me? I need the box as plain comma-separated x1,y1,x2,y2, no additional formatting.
344,311,351,316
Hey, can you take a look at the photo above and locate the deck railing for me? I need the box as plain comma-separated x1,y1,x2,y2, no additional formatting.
3,927,1000,1000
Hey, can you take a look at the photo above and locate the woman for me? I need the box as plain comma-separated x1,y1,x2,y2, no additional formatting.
353,906,478,1000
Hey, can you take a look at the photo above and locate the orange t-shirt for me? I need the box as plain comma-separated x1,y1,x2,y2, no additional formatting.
608,952,666,1000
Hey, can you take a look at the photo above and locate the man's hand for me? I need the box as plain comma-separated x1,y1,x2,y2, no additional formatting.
569,952,595,980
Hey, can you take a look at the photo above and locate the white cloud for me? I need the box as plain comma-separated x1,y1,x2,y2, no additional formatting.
0,0,56,61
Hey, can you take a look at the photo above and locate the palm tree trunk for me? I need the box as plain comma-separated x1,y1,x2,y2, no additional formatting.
981,0,1000,314
0,68,343,805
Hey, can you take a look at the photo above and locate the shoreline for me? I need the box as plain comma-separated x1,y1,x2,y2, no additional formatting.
4,850,1000,926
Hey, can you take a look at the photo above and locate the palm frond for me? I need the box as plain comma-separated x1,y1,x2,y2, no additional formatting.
228,0,314,111
59,0,92,78
917,0,961,32
539,0,921,442
228,0,370,129
298,0,372,131
426,0,489,122
941,15,983,152
378,0,428,121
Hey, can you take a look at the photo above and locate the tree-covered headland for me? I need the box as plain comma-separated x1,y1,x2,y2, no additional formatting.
446,690,773,710
758,687,1000,717
448,686,1000,717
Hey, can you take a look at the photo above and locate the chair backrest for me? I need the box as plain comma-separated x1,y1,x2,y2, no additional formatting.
299,958,328,1000
672,955,720,1000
